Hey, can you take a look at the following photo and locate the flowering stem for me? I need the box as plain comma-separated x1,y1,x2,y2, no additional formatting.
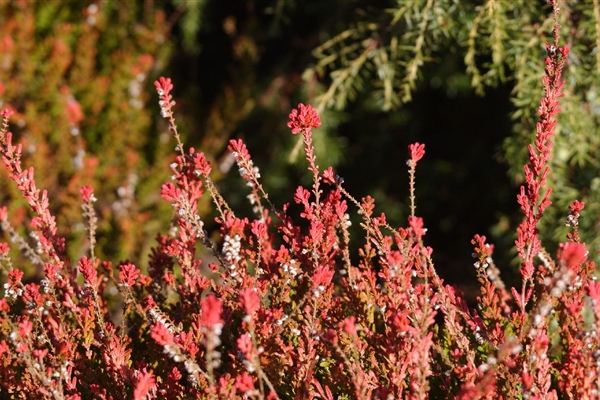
407,143,425,217
514,0,569,309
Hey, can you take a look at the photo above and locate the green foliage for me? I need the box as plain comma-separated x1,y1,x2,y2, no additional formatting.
173,0,207,54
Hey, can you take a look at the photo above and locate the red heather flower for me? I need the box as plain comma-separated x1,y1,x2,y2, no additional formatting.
154,77,176,118
237,333,253,358
7,268,23,286
569,199,585,215
33,349,47,360
119,263,140,287
408,216,426,239
341,316,358,337
0,108,14,119
154,76,173,97
515,42,569,284
321,167,336,185
150,322,174,347
79,256,98,287
361,195,375,217
0,242,9,257
228,139,250,160
240,288,260,316
80,185,95,203
43,262,58,282
294,186,311,206
471,234,494,259
312,266,334,289
201,294,223,329
15,343,29,355
133,372,156,400
409,142,425,164
189,148,211,176
235,372,255,392
22,284,42,310
18,320,33,337
250,220,268,246
160,182,180,203
558,242,587,270
287,103,321,134
0,298,9,312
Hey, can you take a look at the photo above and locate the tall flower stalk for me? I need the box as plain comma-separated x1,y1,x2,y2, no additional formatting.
514,2,569,311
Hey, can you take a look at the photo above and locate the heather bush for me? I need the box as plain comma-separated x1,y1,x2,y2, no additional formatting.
0,2,599,399
0,1,176,268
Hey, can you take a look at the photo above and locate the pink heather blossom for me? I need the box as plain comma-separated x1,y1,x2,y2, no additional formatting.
7,268,23,287
569,199,585,214
321,167,336,185
0,298,9,312
22,284,42,310
341,316,358,337
133,372,156,400
235,372,255,392
149,322,174,347
250,219,267,240
154,76,173,97
312,265,334,289
240,288,260,316
558,242,587,270
408,142,425,164
589,281,600,299
154,77,176,119
408,216,425,238
361,195,375,217
33,349,47,360
0,242,9,257
0,108,14,119
79,256,98,287
471,234,494,259
287,103,321,134
189,148,211,176
80,185,95,203
201,294,223,328
42,262,58,281
18,320,33,337
293,186,311,206
119,263,140,287
0,6,595,397
15,342,28,354
237,333,253,357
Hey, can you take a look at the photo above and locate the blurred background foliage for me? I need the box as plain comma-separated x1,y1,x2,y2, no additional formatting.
0,0,174,276
0,0,598,295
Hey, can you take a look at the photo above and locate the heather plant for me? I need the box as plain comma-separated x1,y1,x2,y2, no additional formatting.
1,2,600,399
0,1,176,268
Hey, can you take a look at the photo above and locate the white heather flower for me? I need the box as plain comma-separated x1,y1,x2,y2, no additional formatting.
223,234,242,264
